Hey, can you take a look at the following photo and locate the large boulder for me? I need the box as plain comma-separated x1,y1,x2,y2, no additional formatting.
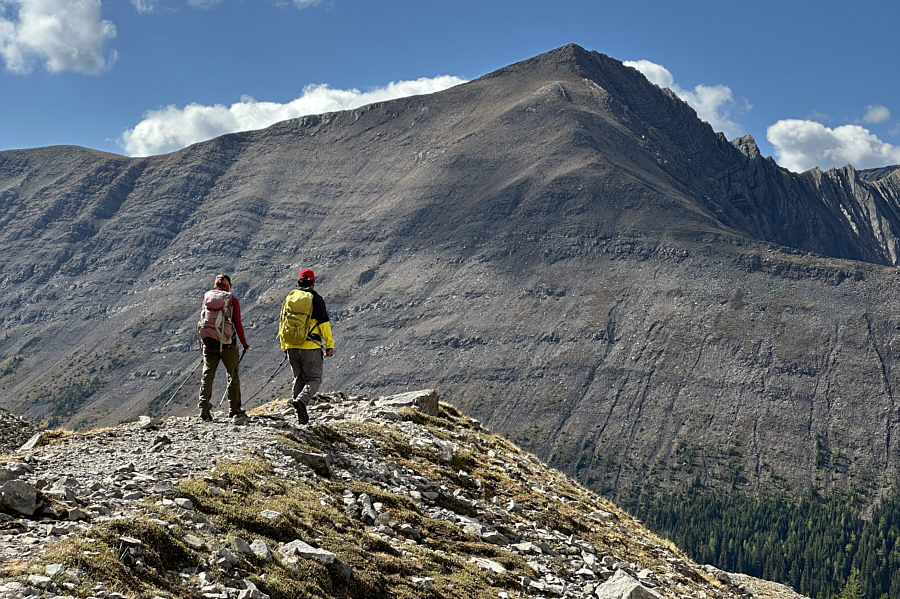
375,389,440,416
0,480,38,516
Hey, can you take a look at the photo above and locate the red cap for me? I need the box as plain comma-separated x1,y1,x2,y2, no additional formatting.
298,268,315,282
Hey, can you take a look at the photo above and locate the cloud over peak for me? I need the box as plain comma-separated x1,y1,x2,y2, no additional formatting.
120,76,467,156
624,59,746,139
620,59,900,173
767,119,900,173
0,0,116,74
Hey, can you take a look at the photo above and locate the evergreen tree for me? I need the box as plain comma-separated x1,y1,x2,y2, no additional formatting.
628,488,900,599
838,569,864,599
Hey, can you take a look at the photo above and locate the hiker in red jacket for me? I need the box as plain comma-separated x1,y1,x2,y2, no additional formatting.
197,273,251,422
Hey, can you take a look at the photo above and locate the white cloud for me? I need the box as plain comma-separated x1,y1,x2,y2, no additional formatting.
624,59,674,89
132,0,224,11
863,104,891,124
624,59,746,138
120,75,467,156
766,119,900,172
135,0,313,11
0,0,116,74
187,0,222,8
806,110,831,123
130,0,156,13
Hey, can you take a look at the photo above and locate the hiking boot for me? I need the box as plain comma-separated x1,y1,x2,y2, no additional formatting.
199,409,213,422
229,409,248,424
292,400,309,425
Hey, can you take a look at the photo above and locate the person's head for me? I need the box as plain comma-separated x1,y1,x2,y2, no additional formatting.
214,273,232,291
298,268,315,289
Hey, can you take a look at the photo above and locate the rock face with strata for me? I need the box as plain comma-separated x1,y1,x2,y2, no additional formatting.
0,392,801,599
1,44,900,507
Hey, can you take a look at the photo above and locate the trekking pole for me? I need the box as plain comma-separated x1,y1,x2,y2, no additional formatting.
218,347,248,408
243,354,288,409
163,359,203,407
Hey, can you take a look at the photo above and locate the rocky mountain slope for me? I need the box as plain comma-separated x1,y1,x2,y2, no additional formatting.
0,391,806,599
2,44,900,506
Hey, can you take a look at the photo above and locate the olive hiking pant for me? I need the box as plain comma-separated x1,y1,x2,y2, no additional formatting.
198,337,242,414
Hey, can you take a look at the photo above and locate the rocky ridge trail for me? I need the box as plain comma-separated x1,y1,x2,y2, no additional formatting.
0,390,803,599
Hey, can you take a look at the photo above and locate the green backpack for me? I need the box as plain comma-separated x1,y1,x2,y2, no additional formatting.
279,289,314,350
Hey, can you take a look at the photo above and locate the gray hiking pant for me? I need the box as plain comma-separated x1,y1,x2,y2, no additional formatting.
288,348,323,406
198,337,242,414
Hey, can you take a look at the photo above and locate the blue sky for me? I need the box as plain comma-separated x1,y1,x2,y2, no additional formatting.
1,0,899,172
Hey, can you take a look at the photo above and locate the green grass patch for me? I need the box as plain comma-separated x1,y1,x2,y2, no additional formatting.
43,517,198,597
169,451,534,599
344,422,413,459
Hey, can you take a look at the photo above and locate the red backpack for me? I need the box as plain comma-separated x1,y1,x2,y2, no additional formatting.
198,290,235,344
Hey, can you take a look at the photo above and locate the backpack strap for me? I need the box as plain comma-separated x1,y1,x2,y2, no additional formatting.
306,321,323,346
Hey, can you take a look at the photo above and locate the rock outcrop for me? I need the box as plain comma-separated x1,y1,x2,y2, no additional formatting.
0,409,36,456
0,391,801,599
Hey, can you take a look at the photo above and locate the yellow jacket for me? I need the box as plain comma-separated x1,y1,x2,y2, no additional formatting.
302,318,334,351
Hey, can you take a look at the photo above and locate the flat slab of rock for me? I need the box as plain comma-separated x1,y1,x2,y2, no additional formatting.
18,431,47,452
470,556,506,574
279,446,331,477
375,389,439,416
595,570,664,599
280,540,355,580
279,539,337,564
138,416,162,430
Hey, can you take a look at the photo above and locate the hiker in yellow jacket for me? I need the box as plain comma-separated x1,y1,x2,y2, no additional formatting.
279,268,334,425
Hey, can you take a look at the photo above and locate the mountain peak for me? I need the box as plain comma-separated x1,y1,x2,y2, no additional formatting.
731,134,761,159
475,42,623,86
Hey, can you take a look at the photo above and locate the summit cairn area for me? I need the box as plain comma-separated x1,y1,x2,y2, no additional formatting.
0,390,804,599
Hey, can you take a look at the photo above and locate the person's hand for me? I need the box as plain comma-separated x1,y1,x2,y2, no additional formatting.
325,348,334,358
243,345,251,353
